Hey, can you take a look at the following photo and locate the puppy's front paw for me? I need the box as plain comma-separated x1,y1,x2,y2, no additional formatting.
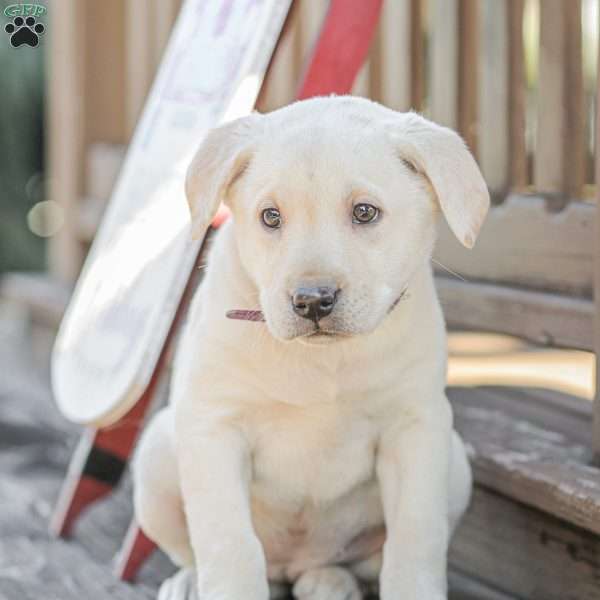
158,568,198,600
293,566,362,600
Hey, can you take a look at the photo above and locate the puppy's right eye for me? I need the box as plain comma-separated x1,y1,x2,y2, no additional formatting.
261,208,282,229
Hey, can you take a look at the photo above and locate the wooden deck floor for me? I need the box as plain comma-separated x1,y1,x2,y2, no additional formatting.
0,311,176,599
0,307,513,600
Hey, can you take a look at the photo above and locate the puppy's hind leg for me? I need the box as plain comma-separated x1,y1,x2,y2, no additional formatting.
293,566,363,600
132,407,193,567
448,429,472,535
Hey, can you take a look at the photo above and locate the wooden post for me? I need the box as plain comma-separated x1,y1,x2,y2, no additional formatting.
535,0,584,200
47,0,86,282
380,0,411,112
152,0,182,68
367,14,383,104
479,0,509,193
458,0,479,156
410,0,424,111
84,0,127,146
508,0,528,189
125,0,156,136
595,215,600,459
255,0,302,112
352,60,372,98
593,32,600,461
428,0,458,128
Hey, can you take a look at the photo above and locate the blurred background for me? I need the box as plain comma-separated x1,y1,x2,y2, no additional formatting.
3,0,598,274
0,0,45,273
2,0,597,398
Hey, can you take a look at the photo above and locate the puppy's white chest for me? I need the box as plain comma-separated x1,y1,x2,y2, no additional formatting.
250,403,377,505
246,402,384,579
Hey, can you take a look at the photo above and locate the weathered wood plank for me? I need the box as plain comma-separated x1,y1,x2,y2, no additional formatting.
434,195,595,296
454,384,592,446
535,0,585,198
448,570,518,600
478,0,509,192
436,276,594,350
449,486,600,600
428,0,458,128
451,387,600,537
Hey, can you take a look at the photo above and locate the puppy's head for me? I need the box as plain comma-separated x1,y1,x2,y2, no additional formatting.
186,97,489,343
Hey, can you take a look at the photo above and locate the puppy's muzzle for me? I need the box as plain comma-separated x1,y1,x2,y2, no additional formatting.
292,286,339,323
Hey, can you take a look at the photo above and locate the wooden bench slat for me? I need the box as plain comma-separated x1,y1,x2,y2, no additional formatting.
451,386,600,536
436,276,594,351
434,195,595,297
450,486,600,600
449,386,600,598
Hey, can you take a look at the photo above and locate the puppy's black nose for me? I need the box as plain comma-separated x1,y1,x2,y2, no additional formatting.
292,287,339,322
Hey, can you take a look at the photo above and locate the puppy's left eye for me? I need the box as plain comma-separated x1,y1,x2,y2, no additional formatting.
261,208,282,229
352,203,379,224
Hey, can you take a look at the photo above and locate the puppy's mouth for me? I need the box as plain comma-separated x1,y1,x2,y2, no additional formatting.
299,328,349,344
305,328,347,340
307,330,338,337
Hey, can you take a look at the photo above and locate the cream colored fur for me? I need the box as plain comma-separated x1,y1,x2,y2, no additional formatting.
132,96,489,600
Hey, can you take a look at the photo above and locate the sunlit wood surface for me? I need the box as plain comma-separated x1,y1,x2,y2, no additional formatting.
448,331,595,400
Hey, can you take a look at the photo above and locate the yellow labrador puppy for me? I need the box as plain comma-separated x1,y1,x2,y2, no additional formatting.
133,96,489,600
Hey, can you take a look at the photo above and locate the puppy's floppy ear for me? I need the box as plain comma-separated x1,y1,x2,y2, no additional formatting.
388,112,489,248
185,113,262,239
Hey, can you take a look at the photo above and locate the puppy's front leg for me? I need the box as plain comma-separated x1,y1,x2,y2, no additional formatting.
376,398,452,600
176,412,268,600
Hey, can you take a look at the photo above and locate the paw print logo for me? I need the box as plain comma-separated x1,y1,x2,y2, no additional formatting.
5,15,45,48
